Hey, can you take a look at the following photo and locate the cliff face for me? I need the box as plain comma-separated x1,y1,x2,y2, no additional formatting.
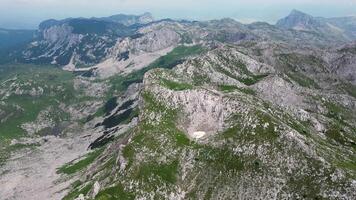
331,43,356,85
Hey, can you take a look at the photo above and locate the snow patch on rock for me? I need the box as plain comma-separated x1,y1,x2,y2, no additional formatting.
191,131,206,139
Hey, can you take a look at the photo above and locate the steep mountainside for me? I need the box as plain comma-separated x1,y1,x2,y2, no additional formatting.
323,16,356,39
60,45,355,200
276,10,356,41
330,42,356,84
277,10,325,31
23,18,137,67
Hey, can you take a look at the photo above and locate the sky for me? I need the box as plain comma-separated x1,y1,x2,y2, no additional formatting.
1,0,356,29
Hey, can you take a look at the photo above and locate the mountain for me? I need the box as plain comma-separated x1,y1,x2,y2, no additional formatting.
0,28,35,49
276,9,324,31
19,13,350,74
331,42,356,84
95,45,355,199
0,10,356,200
0,28,35,64
276,9,356,41
21,17,257,75
98,12,154,26
23,16,142,67
323,16,356,40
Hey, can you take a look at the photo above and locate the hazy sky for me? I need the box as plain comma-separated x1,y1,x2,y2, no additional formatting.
1,0,356,29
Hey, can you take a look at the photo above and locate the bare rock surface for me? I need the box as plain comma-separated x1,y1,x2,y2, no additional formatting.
0,133,94,200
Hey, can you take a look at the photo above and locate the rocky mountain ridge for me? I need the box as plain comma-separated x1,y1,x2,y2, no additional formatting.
277,9,356,41
15,10,356,77
97,12,154,26
0,10,355,200
71,44,356,199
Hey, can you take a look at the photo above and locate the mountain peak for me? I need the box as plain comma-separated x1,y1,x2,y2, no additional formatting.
289,9,309,16
142,12,153,17
276,9,321,30
138,12,155,24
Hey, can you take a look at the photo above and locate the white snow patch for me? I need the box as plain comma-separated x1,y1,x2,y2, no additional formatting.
191,131,206,139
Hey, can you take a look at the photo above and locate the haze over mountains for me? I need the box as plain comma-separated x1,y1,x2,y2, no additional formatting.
1,9,356,56
0,9,355,200
1,10,356,71
277,9,356,40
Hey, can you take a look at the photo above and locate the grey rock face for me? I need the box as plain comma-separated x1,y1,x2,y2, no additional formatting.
276,9,323,31
331,43,356,84
323,16,356,40
277,9,356,41
90,25,181,77
42,24,73,43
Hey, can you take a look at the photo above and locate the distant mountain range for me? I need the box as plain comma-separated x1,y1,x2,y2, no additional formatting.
39,12,154,32
1,10,356,62
0,10,351,69
0,13,154,53
95,12,154,26
0,28,35,50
